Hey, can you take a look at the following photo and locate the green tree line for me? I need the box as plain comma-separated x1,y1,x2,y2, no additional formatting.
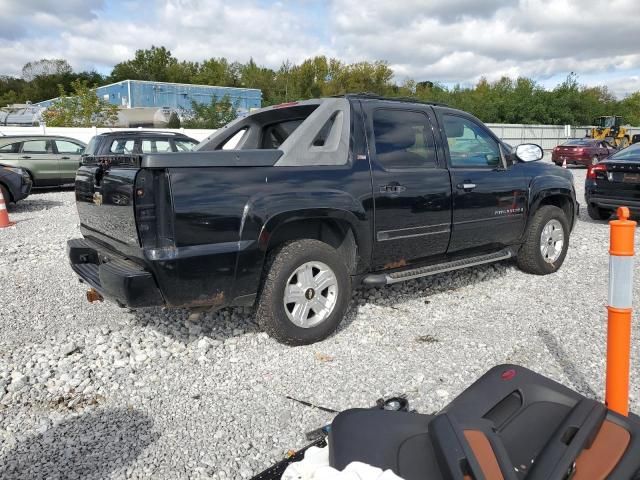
2,46,640,125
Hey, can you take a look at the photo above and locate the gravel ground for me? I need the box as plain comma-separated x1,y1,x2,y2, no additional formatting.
1,166,639,479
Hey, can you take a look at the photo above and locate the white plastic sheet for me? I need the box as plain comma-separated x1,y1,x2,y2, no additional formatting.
281,442,404,480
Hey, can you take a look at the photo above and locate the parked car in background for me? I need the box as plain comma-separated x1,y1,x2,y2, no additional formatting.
84,131,199,157
0,135,86,187
0,164,32,204
551,138,617,166
585,143,640,220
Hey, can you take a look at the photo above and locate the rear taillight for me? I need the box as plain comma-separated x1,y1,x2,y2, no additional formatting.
134,170,175,251
587,163,607,180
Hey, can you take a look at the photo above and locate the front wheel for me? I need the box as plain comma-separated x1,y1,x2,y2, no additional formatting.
256,239,351,345
517,205,570,275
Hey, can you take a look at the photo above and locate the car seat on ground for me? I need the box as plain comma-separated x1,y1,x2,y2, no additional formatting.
328,365,640,480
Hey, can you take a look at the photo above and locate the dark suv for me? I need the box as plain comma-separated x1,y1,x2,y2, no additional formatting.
84,131,199,156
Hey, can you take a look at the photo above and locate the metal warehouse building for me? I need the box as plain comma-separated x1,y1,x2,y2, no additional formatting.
36,80,262,127
93,80,262,113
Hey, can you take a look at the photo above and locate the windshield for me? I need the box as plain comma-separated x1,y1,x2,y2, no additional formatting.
83,136,97,155
564,139,594,146
609,144,640,161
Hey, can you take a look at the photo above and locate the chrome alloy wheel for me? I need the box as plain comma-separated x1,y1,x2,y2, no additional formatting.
283,261,338,328
540,219,564,264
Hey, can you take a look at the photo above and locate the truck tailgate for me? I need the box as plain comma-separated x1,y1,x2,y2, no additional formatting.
75,156,140,247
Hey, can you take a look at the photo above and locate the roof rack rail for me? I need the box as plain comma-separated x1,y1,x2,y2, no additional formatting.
340,92,448,107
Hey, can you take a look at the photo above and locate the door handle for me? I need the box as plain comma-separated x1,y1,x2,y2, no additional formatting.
21,155,31,159
380,184,406,194
61,156,71,160
456,182,477,191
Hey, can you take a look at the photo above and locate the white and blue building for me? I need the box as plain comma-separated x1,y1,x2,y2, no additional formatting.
36,80,262,127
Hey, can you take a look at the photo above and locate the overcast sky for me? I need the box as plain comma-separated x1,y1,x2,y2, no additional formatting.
1,0,639,97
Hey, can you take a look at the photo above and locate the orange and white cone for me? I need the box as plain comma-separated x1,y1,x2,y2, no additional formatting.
562,158,567,168
0,188,14,228
605,207,636,416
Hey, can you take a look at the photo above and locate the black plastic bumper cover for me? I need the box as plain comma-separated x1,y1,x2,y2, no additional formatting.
586,195,640,211
67,238,164,308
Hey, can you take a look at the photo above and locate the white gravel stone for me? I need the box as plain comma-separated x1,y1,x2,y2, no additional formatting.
1,169,639,478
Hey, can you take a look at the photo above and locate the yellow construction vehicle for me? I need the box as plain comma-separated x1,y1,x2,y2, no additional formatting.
586,116,630,148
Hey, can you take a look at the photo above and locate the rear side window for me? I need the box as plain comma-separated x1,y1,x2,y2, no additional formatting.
261,119,304,149
220,129,248,150
141,139,172,153
21,140,50,153
0,142,20,153
109,139,136,154
373,109,437,169
173,139,199,151
55,140,84,154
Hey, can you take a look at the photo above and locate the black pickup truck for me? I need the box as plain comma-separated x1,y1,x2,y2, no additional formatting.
68,94,578,345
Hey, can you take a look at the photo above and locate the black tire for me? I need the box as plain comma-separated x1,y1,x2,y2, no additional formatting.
587,204,610,221
517,205,570,275
256,239,351,345
620,137,630,149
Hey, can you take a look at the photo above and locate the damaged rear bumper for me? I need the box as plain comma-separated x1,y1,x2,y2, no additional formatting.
67,238,164,308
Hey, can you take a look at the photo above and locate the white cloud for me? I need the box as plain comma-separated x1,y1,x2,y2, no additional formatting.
327,0,640,97
0,0,639,98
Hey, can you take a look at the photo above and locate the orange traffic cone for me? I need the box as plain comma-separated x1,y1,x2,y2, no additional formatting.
0,188,15,228
562,158,567,168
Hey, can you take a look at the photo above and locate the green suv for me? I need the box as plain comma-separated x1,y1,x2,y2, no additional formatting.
0,135,86,187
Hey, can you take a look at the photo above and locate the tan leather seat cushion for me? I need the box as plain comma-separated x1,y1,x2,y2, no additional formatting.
464,430,505,480
574,420,630,480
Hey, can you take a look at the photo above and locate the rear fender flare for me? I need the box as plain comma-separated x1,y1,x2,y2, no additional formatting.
257,207,370,268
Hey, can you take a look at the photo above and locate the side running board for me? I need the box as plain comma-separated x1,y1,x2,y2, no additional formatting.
362,249,513,286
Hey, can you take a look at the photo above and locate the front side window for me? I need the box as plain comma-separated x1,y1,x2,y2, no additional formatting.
21,140,49,154
141,139,172,153
55,140,84,154
373,109,437,169
443,115,501,168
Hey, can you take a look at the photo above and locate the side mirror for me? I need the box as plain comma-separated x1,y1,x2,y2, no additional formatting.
515,143,543,162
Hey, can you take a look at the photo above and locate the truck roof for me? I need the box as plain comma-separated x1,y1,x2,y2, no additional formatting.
263,94,448,112
95,131,191,137
341,92,448,107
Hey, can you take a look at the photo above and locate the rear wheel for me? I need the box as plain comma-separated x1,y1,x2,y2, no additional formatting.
587,204,610,221
517,206,569,275
620,137,630,149
256,239,351,345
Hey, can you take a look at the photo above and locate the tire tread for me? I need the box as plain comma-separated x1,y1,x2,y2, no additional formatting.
517,205,569,275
